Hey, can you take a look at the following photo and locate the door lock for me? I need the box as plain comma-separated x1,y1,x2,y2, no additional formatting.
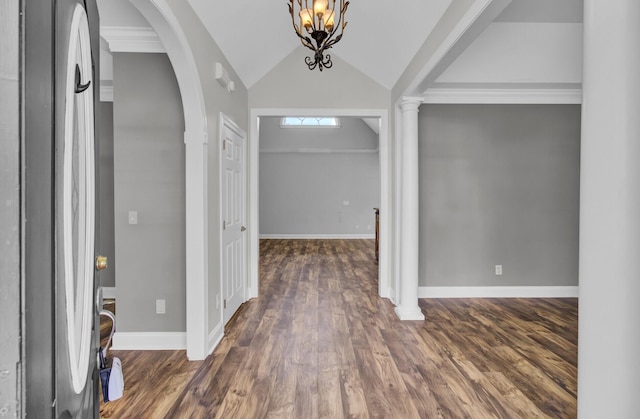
241,226,246,232
96,255,108,271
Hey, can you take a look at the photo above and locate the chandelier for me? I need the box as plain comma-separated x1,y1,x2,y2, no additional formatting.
288,0,350,71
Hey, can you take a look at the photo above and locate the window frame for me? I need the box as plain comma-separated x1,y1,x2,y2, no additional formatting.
279,116,341,128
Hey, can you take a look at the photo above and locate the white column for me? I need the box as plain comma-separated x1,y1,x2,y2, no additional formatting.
395,97,424,321
579,1,640,417
184,130,209,360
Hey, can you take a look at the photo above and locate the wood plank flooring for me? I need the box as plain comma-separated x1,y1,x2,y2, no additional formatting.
100,239,578,418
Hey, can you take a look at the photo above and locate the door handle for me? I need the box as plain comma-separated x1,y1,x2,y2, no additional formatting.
241,226,246,232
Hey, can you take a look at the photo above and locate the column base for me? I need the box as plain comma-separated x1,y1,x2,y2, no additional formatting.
395,305,425,321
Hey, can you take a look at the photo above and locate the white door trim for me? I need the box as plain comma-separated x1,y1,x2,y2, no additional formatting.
248,108,392,300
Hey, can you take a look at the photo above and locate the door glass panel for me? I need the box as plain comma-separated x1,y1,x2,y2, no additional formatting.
62,4,95,395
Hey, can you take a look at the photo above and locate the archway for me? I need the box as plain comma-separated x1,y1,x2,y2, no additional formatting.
131,0,209,360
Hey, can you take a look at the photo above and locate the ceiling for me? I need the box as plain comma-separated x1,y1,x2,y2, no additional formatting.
187,0,452,89
495,0,583,23
97,0,583,92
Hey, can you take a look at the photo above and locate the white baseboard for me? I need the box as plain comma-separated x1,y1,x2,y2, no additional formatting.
100,85,113,102
101,287,116,299
260,234,375,239
395,306,425,321
208,322,224,355
111,332,186,350
418,286,579,299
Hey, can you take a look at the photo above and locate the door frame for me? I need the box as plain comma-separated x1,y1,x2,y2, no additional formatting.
248,108,392,300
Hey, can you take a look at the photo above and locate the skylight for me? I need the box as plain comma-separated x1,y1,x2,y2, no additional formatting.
281,117,340,127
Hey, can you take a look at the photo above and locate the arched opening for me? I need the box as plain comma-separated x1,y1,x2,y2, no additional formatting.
131,0,209,360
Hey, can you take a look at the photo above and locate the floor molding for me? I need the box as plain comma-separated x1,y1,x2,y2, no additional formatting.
100,85,113,102
260,234,375,240
111,332,187,351
207,322,224,356
418,286,579,299
395,306,426,321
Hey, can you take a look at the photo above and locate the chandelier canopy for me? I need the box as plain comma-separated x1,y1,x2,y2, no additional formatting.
288,0,350,71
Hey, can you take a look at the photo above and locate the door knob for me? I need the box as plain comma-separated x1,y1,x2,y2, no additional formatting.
96,255,108,271
241,226,247,232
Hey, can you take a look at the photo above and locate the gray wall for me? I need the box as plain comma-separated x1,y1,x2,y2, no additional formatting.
98,101,115,288
259,117,380,236
249,48,390,110
419,104,580,287
114,53,186,332
164,0,250,333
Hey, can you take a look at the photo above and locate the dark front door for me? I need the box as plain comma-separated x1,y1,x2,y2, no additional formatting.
23,0,101,416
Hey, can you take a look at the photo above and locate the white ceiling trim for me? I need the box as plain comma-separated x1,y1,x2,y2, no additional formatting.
405,0,513,96
101,26,165,53
402,0,496,96
423,87,582,104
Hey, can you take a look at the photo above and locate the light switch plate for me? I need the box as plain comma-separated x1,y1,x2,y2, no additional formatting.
156,299,166,314
128,211,138,225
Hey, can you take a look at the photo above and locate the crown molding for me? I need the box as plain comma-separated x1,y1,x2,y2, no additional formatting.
423,88,582,104
100,26,165,53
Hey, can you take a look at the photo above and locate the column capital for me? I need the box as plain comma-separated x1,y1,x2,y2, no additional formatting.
399,96,424,112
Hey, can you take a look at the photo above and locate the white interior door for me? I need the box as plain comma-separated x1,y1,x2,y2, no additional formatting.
221,115,247,324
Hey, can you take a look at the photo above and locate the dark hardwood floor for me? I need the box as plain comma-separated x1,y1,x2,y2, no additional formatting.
100,239,577,418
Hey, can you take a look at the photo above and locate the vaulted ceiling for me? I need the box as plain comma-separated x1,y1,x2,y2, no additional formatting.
98,0,583,95
187,0,453,89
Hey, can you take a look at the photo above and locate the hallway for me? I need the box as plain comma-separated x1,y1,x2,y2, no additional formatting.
100,239,577,418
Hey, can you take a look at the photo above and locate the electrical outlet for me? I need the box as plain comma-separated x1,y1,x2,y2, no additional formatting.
495,265,503,276
343,200,350,206
156,299,166,314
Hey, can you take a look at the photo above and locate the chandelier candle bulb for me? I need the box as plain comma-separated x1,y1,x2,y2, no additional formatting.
299,9,313,30
323,10,335,31
313,0,329,16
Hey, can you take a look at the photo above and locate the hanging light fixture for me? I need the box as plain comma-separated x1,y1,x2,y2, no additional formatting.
288,0,350,71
